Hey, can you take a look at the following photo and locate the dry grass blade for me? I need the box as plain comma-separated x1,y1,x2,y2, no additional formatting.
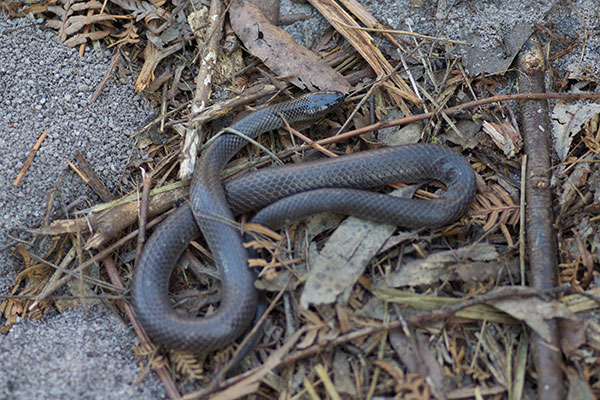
307,0,417,113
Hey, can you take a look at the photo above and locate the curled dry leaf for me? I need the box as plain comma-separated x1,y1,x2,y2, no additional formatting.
229,0,350,93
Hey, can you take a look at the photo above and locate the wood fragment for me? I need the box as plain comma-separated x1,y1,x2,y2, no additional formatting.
73,150,116,202
29,213,168,310
517,39,564,400
65,157,88,183
89,51,121,103
188,83,278,126
13,130,47,187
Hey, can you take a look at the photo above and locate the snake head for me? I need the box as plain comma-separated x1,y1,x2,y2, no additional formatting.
300,91,345,117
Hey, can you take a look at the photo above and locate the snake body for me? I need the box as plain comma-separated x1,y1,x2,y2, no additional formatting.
132,91,476,353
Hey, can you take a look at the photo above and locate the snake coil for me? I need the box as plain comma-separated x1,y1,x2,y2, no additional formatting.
132,91,476,353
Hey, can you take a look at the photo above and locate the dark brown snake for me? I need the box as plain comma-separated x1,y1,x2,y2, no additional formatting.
132,91,476,353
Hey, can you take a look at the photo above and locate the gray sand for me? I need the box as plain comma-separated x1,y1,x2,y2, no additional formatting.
0,15,164,399
1,0,599,398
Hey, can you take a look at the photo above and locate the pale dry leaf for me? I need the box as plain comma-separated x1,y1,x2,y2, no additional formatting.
565,368,596,400
492,296,579,343
333,350,358,396
382,243,499,287
377,121,423,147
299,211,397,309
482,119,521,157
229,0,350,93
558,153,594,206
551,100,600,161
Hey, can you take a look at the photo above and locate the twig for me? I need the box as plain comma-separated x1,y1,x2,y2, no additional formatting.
74,150,116,202
179,0,225,180
517,40,564,400
13,130,47,187
135,170,152,267
318,91,600,145
90,51,121,103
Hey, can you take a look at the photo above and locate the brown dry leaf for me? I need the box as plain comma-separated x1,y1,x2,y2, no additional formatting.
135,41,183,92
22,3,49,14
389,331,447,399
559,318,587,357
107,20,140,49
581,113,600,153
491,296,580,343
45,0,115,47
229,0,350,93
395,372,433,400
63,30,111,47
171,351,204,381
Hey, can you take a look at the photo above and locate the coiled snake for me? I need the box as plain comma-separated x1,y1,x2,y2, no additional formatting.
132,91,476,353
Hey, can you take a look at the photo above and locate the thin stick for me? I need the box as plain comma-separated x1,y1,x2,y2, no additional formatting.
517,41,564,400
316,91,600,146
14,130,47,187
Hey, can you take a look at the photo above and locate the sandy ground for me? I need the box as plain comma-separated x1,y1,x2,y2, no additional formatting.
0,15,164,400
0,0,598,398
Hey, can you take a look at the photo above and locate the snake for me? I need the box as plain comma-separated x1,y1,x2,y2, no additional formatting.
132,91,476,354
